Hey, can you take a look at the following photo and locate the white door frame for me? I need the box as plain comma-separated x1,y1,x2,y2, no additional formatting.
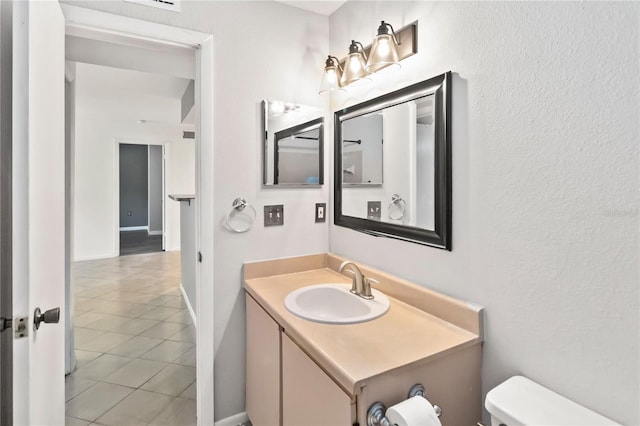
62,5,215,425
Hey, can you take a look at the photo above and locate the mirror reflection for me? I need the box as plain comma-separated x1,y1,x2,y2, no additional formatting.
263,100,323,186
334,72,451,249
341,95,434,228
342,114,383,185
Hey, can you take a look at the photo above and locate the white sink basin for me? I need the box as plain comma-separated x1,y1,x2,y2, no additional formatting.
284,283,390,324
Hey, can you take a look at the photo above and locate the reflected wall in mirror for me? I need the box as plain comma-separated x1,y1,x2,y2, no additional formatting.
263,100,324,186
334,72,451,249
342,114,383,185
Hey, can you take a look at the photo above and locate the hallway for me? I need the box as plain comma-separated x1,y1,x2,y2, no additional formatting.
119,230,163,256
65,252,196,426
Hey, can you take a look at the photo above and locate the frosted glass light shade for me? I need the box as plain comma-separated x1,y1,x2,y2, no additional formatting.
319,56,345,94
341,52,370,87
366,33,401,73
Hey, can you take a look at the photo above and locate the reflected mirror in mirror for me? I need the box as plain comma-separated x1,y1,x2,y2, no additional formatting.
342,113,383,185
263,100,324,186
334,72,451,249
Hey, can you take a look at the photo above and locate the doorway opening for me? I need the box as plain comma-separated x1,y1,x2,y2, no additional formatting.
118,143,165,256
5,3,214,424
64,25,200,425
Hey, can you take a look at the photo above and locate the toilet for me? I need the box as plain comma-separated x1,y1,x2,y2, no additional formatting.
485,376,621,426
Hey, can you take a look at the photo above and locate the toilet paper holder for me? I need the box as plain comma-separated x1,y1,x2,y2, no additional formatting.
367,384,442,426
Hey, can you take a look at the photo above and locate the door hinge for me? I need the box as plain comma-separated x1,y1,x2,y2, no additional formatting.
1,316,28,338
198,251,202,263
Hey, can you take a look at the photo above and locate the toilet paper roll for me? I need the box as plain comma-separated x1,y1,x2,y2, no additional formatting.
386,396,442,426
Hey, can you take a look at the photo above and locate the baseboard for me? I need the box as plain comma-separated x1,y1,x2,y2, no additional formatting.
119,226,148,231
73,253,117,262
214,412,249,426
180,283,197,327
147,229,162,235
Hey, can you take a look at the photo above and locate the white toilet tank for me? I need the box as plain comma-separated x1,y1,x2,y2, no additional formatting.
485,376,620,426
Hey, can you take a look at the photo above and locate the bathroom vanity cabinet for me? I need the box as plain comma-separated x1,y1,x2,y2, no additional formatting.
244,253,484,426
247,295,355,425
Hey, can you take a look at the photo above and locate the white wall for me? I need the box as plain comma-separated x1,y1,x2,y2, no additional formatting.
206,5,328,419
73,63,195,259
329,2,639,424
61,1,330,419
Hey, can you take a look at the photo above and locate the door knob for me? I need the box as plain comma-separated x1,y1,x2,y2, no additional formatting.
33,307,60,330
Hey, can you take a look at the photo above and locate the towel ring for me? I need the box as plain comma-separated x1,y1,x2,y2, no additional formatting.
225,197,256,233
388,194,406,220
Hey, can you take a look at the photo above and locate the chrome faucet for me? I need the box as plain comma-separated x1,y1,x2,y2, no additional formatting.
338,261,376,300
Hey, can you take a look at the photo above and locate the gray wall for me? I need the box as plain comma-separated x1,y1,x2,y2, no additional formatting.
0,2,12,423
64,69,76,374
180,201,196,317
181,79,194,123
148,145,162,234
119,144,148,228
278,151,318,184
329,2,639,425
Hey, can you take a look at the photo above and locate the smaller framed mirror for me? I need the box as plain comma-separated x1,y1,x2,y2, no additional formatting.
262,100,324,187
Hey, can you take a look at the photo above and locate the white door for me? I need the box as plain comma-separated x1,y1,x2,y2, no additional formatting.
12,1,66,425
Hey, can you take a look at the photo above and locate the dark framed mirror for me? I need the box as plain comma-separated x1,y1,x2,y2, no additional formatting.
334,72,451,249
262,100,324,187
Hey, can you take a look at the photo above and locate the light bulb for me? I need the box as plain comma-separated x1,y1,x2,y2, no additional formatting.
377,38,390,57
326,69,337,83
270,101,285,115
348,56,362,73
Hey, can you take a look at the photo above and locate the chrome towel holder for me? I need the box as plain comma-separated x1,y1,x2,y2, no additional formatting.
388,193,406,220
224,197,256,233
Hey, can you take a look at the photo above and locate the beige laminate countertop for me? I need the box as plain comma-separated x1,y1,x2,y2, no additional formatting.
244,267,481,396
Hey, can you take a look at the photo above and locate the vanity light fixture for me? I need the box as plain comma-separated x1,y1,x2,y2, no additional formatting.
319,56,345,94
341,40,371,87
319,21,417,94
366,21,401,73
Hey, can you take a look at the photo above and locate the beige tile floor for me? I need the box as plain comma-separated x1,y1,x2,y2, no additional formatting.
66,252,197,426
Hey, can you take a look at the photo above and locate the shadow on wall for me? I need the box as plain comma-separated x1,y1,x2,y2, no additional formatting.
214,287,247,420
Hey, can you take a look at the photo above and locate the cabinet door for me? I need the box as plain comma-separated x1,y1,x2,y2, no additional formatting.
246,295,281,426
282,334,354,426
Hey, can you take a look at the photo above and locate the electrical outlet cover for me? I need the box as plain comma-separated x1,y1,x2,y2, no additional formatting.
367,201,382,220
315,203,326,223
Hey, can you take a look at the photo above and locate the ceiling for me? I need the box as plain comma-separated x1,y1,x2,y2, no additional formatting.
275,1,347,16
74,62,191,100
74,62,194,128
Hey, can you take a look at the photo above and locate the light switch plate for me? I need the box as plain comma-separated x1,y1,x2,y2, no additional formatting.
367,201,381,220
264,204,284,226
315,203,326,223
